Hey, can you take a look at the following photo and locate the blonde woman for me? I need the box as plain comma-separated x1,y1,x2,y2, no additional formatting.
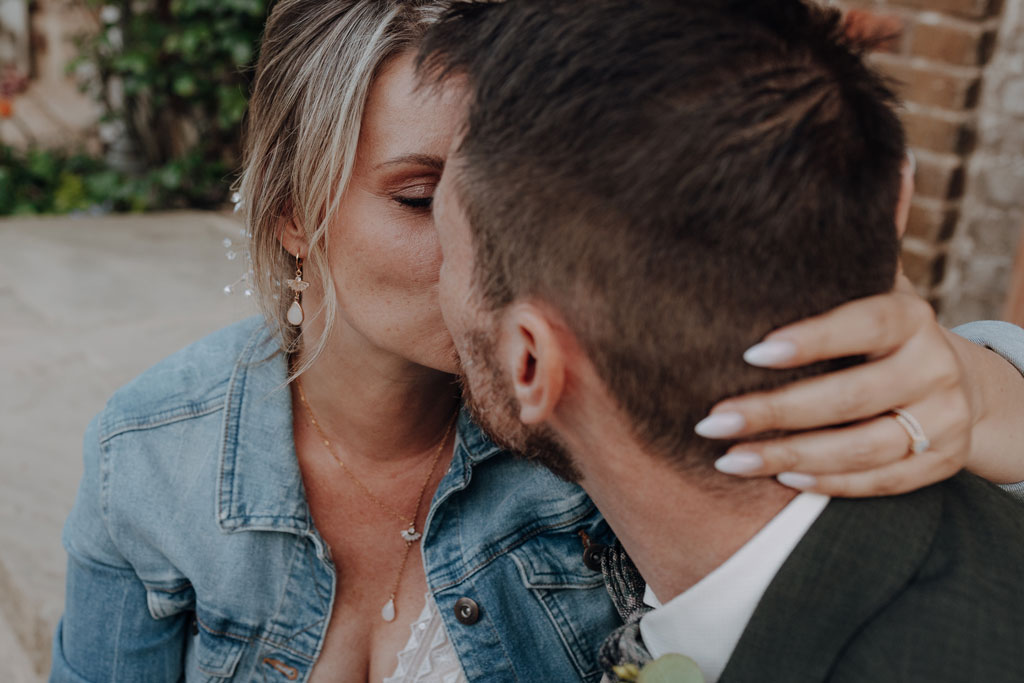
51,1,1024,681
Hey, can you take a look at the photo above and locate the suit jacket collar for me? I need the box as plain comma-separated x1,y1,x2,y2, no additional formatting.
719,485,942,683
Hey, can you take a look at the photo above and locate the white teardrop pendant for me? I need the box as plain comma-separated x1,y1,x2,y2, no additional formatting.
400,526,422,542
381,597,396,622
287,300,304,326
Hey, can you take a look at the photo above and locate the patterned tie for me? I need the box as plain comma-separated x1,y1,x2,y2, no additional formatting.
594,541,656,682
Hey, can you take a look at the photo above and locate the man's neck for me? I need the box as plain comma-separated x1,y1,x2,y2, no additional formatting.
567,424,798,602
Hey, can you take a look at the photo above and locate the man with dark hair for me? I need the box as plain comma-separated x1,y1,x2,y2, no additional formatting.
420,0,1024,681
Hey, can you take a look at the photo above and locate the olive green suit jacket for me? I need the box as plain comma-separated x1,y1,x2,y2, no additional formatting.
719,473,1024,682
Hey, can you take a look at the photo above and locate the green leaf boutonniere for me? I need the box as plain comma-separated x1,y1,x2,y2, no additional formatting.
613,654,706,683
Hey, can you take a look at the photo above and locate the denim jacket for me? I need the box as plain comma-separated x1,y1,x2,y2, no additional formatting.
51,317,620,682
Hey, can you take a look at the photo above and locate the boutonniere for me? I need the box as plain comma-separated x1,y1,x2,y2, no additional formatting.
613,654,706,683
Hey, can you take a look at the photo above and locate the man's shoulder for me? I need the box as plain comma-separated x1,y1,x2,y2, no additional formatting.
98,315,276,439
723,473,1024,683
820,473,1024,681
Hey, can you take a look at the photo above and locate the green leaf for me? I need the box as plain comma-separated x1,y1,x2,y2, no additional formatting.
157,164,184,190
12,202,40,216
84,170,123,202
53,172,89,213
26,150,59,183
173,74,198,97
112,52,149,76
216,85,248,128
637,655,705,683
229,37,254,66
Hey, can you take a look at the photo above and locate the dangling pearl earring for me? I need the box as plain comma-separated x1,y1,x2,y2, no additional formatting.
286,254,309,325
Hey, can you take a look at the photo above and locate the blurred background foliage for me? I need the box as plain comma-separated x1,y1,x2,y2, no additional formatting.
1,0,268,215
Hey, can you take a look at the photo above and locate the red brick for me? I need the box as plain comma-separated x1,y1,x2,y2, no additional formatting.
888,0,999,20
873,57,981,109
912,154,965,200
902,110,975,154
905,200,960,242
844,9,905,53
901,247,948,287
911,20,996,67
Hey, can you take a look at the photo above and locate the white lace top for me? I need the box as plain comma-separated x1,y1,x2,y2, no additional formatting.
384,594,468,683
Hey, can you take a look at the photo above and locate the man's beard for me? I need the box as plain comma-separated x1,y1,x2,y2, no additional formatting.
456,328,582,483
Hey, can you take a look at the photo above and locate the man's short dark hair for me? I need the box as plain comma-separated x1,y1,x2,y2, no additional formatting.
421,0,906,468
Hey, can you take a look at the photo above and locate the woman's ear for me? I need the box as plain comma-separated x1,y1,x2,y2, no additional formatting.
278,216,309,258
502,304,567,426
894,151,915,240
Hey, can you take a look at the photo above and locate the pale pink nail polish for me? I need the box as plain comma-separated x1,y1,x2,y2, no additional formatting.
695,412,746,438
743,340,797,367
714,452,764,475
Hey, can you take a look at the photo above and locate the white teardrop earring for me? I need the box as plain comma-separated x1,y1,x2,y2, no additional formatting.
286,254,309,326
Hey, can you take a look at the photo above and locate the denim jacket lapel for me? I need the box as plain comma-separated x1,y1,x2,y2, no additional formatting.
216,323,312,534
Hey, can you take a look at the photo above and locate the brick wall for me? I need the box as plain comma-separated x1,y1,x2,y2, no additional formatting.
944,0,1024,324
834,0,1024,325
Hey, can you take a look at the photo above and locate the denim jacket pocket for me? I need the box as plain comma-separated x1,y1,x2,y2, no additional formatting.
190,611,252,679
510,518,607,590
508,517,619,681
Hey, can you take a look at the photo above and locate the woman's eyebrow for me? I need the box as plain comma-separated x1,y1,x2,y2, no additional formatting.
375,153,445,171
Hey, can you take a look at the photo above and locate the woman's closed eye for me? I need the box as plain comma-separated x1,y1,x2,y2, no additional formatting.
393,183,435,211
395,195,433,210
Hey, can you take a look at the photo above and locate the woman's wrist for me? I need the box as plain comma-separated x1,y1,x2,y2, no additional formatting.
947,329,1024,484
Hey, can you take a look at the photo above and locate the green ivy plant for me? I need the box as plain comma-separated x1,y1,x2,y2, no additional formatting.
66,0,268,209
0,144,163,214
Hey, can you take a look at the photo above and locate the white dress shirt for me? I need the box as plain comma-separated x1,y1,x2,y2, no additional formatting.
639,492,830,683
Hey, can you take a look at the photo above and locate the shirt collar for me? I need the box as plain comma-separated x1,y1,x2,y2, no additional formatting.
217,323,312,534
639,491,830,683
454,408,504,464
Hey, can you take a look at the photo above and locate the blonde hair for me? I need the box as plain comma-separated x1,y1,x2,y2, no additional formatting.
236,0,447,375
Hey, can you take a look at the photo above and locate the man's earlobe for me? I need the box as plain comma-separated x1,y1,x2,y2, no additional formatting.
504,306,566,425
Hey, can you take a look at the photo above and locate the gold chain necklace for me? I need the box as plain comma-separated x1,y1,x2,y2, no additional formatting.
295,381,456,622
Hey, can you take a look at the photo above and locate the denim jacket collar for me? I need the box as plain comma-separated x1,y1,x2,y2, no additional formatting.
216,322,505,535
217,324,311,534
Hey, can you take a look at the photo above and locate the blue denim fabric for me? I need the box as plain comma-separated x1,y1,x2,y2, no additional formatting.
52,317,620,682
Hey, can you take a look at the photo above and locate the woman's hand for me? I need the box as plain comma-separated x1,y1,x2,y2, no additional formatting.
696,275,1024,497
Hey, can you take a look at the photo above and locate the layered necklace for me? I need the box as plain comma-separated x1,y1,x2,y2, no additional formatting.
296,382,456,622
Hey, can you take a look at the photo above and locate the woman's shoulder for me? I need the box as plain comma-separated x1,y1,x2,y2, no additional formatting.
98,315,278,439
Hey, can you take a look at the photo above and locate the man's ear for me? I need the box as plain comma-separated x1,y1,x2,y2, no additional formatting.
894,151,915,239
501,304,567,426
278,215,309,258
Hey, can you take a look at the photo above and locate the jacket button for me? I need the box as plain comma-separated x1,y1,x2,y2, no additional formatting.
454,597,480,625
583,543,607,572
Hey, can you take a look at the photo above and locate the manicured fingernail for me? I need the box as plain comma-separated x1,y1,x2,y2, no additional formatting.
695,412,746,438
743,340,798,367
777,472,818,490
714,452,764,475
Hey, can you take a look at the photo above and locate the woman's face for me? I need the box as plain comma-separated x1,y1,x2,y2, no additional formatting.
298,51,463,374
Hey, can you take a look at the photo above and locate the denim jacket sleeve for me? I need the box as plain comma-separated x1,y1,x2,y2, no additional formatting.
953,320,1024,500
50,413,187,682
